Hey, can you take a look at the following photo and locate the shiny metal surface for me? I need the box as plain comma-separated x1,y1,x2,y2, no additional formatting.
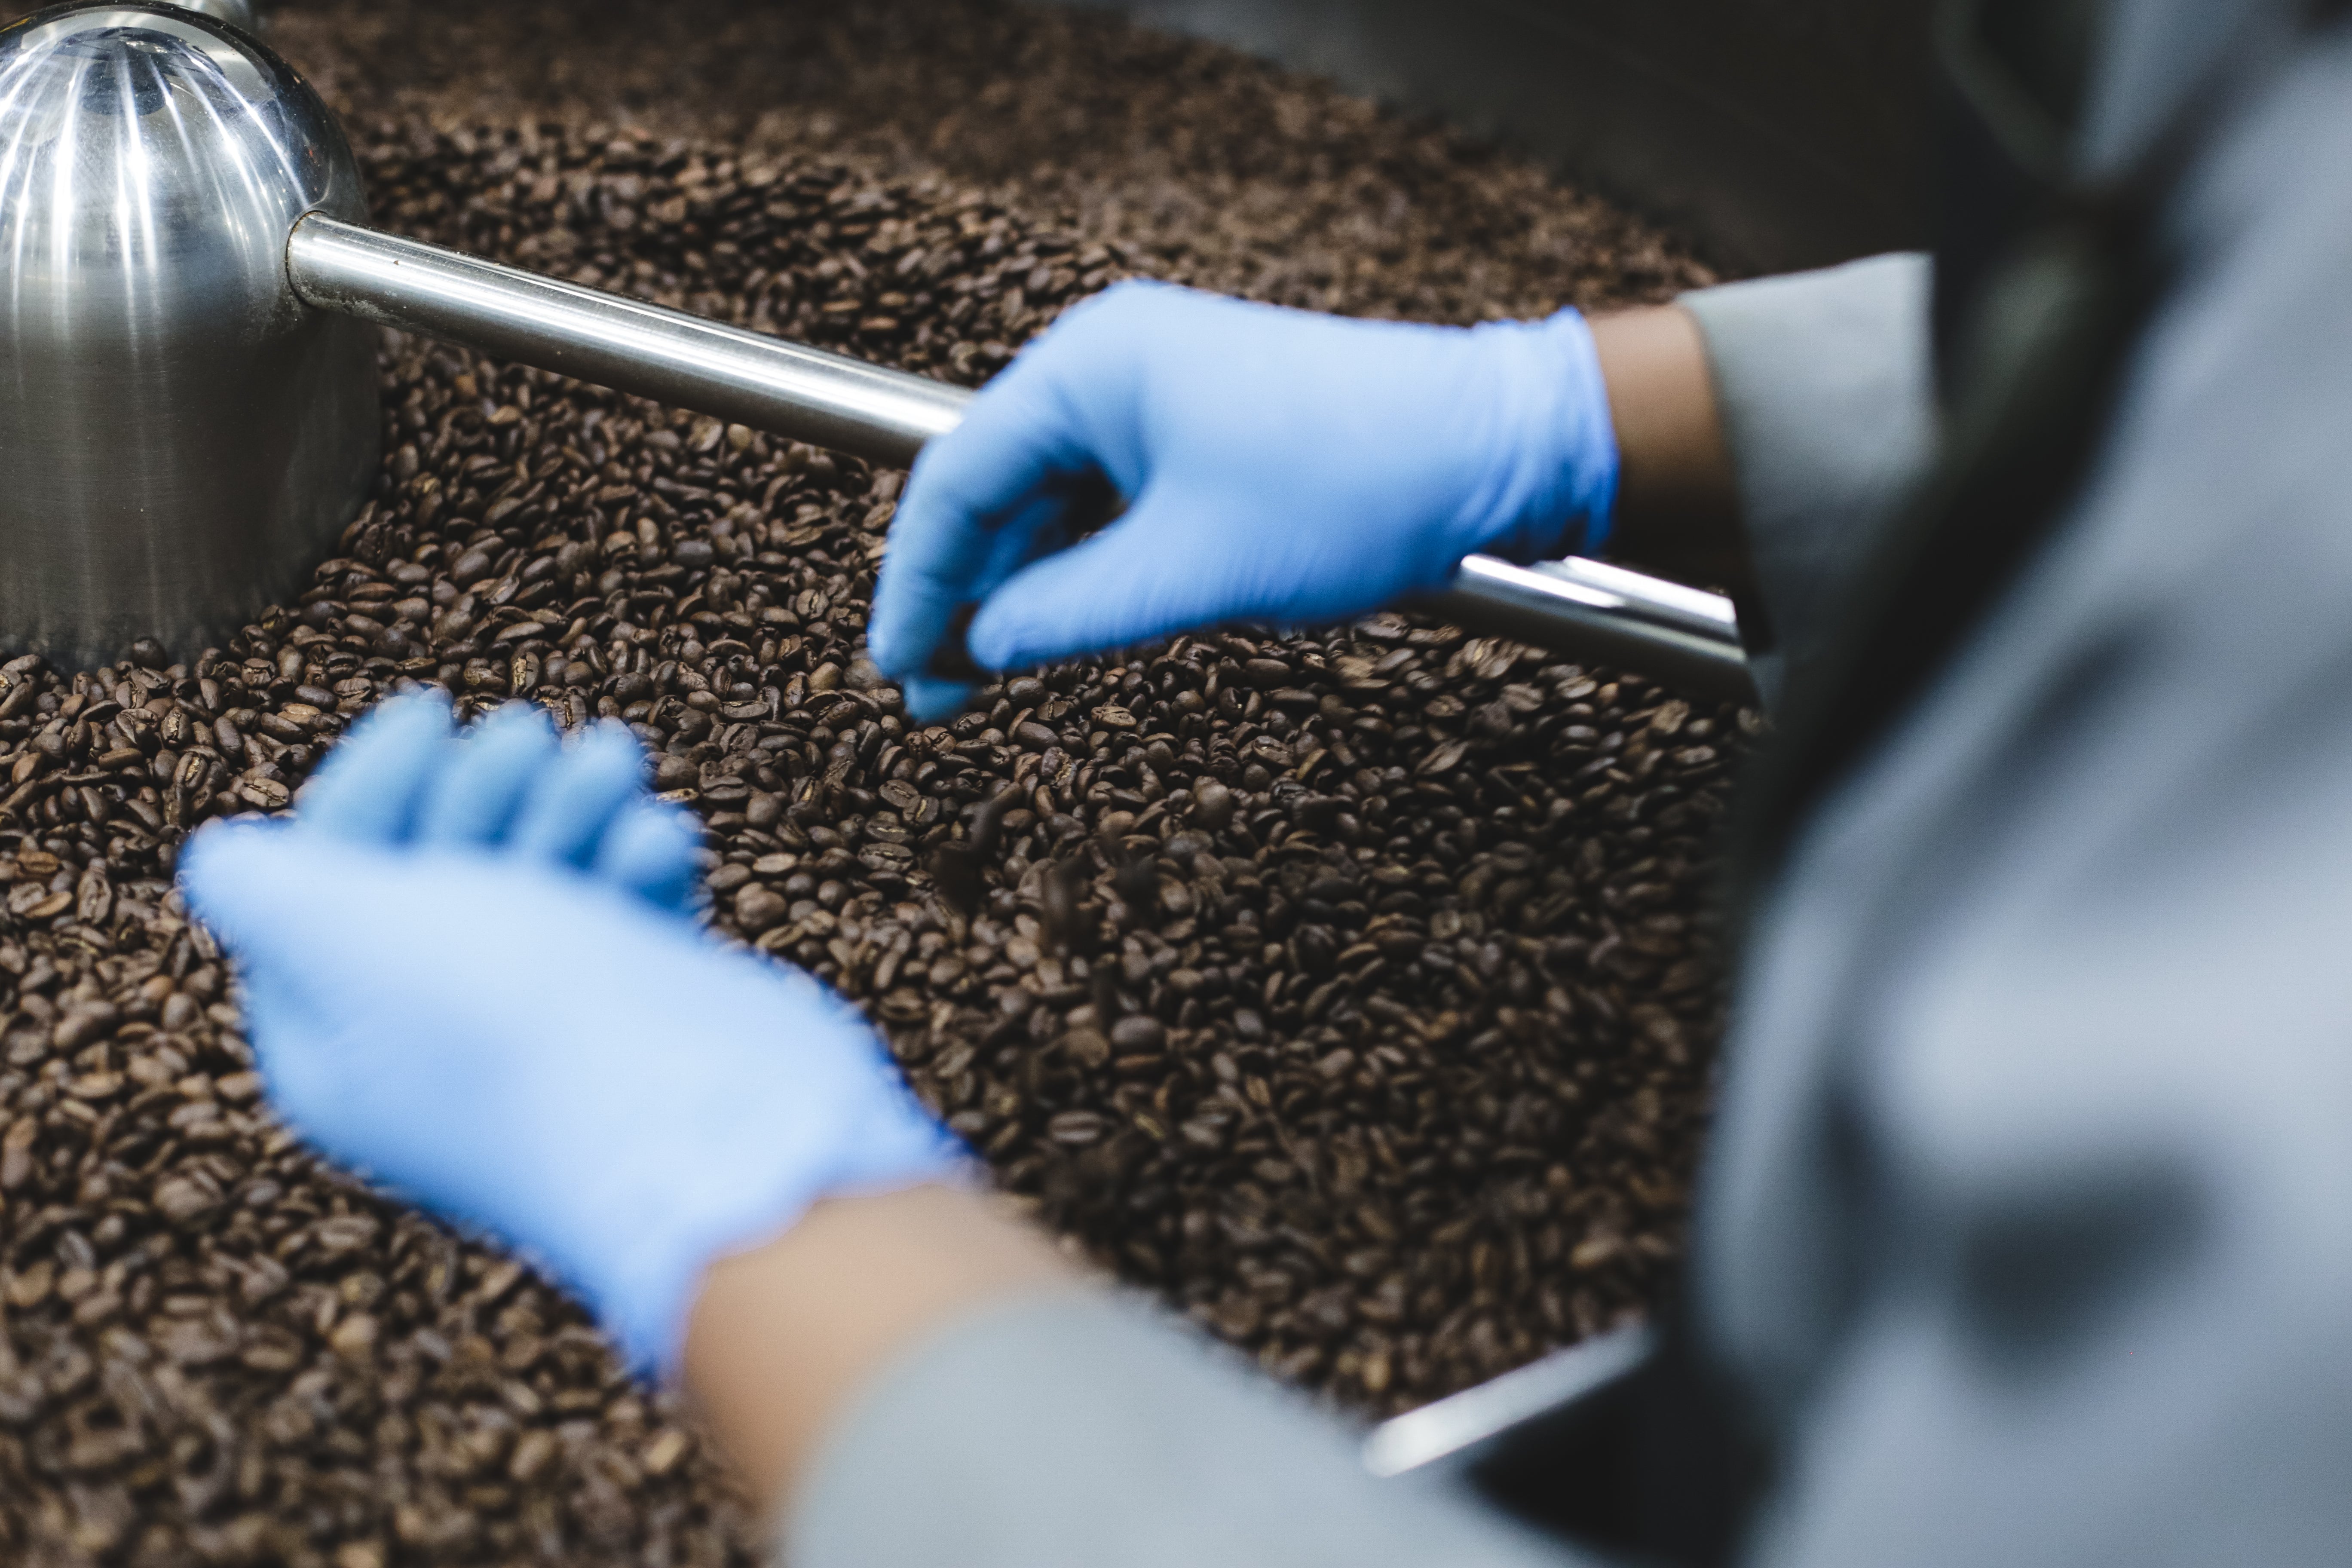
1363,1321,1655,1479
160,0,257,31
1427,554,1755,702
288,214,970,470
0,3,375,669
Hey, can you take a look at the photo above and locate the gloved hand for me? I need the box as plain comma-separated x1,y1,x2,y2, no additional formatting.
294,689,701,910
870,279,1620,717
178,695,964,1372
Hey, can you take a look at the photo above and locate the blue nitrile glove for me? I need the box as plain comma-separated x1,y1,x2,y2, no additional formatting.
870,279,1620,717
179,702,964,1373
298,690,701,911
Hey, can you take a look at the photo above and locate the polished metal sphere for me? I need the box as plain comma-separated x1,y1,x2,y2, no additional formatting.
0,2,377,671
159,0,259,32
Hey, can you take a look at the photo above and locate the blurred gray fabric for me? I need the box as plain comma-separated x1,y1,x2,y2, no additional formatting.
1679,252,1936,707
1701,3,2352,1565
786,1292,1583,1568
784,2,2352,1563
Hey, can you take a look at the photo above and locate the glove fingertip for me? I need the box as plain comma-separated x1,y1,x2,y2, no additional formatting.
416,701,565,847
470,699,563,755
299,689,456,842
864,600,941,684
333,688,454,759
178,815,291,874
509,722,648,858
578,719,650,769
962,604,1043,673
175,820,306,936
595,803,702,911
896,671,978,724
490,697,558,731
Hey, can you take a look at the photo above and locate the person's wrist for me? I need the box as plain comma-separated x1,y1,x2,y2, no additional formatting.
682,1185,1083,1528
589,1112,966,1376
1583,303,1744,586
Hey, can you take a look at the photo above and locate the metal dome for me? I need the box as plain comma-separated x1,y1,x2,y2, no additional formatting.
0,2,376,668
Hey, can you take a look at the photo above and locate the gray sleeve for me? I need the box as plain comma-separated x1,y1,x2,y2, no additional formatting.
781,1291,1598,1568
1678,253,1936,701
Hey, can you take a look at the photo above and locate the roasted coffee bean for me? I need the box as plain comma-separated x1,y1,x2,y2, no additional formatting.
1192,778,1237,832
0,0,1729,1558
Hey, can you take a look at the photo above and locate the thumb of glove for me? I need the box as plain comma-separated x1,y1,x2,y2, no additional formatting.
177,820,325,969
966,487,1276,670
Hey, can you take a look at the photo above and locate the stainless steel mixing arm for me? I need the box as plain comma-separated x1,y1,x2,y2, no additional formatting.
1428,557,1751,701
286,214,968,471
286,215,1756,702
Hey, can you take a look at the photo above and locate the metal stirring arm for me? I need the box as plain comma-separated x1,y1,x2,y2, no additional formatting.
288,213,1755,702
1425,556,1751,701
288,214,967,469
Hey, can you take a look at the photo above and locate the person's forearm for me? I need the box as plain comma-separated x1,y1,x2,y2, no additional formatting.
680,1184,1083,1523
688,1195,1581,1568
1588,304,1751,596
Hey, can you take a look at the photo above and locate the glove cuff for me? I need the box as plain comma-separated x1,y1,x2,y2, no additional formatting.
1473,307,1623,562
592,1095,969,1378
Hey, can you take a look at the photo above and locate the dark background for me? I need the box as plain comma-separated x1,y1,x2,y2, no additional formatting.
1042,0,1938,273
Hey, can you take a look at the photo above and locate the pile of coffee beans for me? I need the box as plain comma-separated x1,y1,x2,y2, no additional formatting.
0,1,1739,1562
278,0,1718,323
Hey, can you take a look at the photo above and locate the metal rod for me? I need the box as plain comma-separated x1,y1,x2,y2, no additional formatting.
1363,1322,1655,1479
1423,555,1755,702
286,213,967,469
288,211,1753,700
